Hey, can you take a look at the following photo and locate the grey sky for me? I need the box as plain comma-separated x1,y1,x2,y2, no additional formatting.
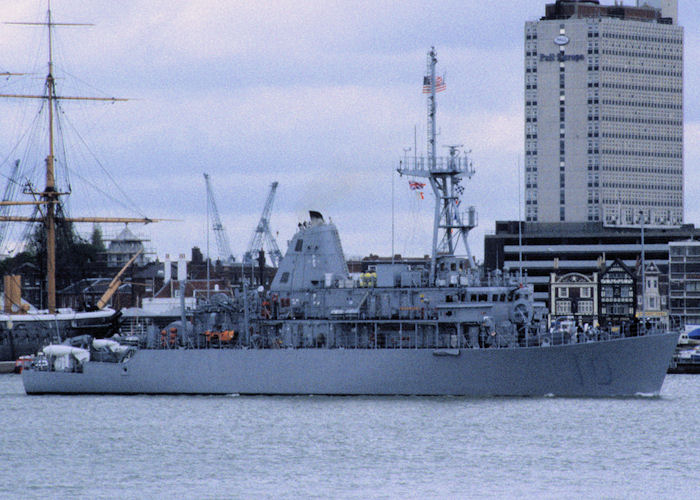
0,0,697,262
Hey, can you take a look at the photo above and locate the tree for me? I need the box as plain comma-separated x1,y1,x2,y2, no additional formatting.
20,217,101,292
90,225,106,252
0,214,107,306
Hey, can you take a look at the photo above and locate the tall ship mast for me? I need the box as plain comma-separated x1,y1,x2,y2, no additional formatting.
0,2,163,363
0,2,158,314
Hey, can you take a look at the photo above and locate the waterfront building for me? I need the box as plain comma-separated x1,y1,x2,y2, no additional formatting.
524,0,682,225
104,226,153,268
638,260,666,324
549,270,598,324
483,220,700,314
598,258,636,327
668,240,700,326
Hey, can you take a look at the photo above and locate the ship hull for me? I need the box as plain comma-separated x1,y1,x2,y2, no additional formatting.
23,332,678,397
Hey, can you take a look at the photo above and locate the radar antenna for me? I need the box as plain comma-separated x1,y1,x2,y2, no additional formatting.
397,47,477,286
244,181,283,267
203,173,234,263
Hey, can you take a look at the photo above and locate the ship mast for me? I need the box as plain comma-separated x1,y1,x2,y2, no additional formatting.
0,2,160,313
45,5,59,316
397,47,477,286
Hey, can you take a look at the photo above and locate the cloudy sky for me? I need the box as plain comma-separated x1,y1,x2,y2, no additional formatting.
0,0,698,263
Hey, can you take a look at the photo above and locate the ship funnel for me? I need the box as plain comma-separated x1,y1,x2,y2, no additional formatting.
309,211,324,226
270,211,348,292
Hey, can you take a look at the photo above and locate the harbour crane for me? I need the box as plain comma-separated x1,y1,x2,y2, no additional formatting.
244,181,283,267
0,159,23,249
203,173,235,263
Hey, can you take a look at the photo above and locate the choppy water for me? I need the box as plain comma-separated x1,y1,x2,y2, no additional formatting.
1,374,698,499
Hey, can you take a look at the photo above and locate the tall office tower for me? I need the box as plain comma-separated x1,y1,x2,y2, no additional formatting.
524,0,682,225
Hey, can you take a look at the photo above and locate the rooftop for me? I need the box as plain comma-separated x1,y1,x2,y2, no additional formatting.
542,0,671,23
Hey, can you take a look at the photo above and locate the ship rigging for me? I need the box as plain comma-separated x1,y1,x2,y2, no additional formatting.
0,3,161,313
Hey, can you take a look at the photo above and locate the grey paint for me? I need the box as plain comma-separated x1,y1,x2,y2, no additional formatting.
23,331,678,397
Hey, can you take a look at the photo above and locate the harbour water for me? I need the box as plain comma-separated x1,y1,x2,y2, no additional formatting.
1,374,697,499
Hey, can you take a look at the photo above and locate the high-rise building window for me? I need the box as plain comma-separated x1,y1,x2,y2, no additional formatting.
524,5,682,224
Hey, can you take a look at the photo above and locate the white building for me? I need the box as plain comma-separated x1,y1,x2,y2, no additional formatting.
524,0,682,225
105,226,151,268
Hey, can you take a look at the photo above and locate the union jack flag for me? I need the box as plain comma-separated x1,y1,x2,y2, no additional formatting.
409,181,426,190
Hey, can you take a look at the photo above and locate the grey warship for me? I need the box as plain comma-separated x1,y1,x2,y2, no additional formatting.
22,48,679,396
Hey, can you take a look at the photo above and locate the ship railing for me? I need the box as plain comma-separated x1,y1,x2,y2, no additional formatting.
133,318,670,351
120,317,152,337
399,156,474,176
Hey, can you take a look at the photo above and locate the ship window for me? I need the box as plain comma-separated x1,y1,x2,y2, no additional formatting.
295,239,303,252
280,272,290,283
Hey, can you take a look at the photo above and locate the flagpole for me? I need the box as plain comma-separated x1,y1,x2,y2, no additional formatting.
518,155,523,283
206,176,210,300
392,159,395,265
414,125,417,164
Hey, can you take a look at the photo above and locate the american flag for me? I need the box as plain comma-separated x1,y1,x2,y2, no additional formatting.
422,75,446,93
409,181,426,190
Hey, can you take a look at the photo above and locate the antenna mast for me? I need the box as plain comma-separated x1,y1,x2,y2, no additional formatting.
397,47,476,286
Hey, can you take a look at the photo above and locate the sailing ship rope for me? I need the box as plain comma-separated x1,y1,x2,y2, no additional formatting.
55,100,148,218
